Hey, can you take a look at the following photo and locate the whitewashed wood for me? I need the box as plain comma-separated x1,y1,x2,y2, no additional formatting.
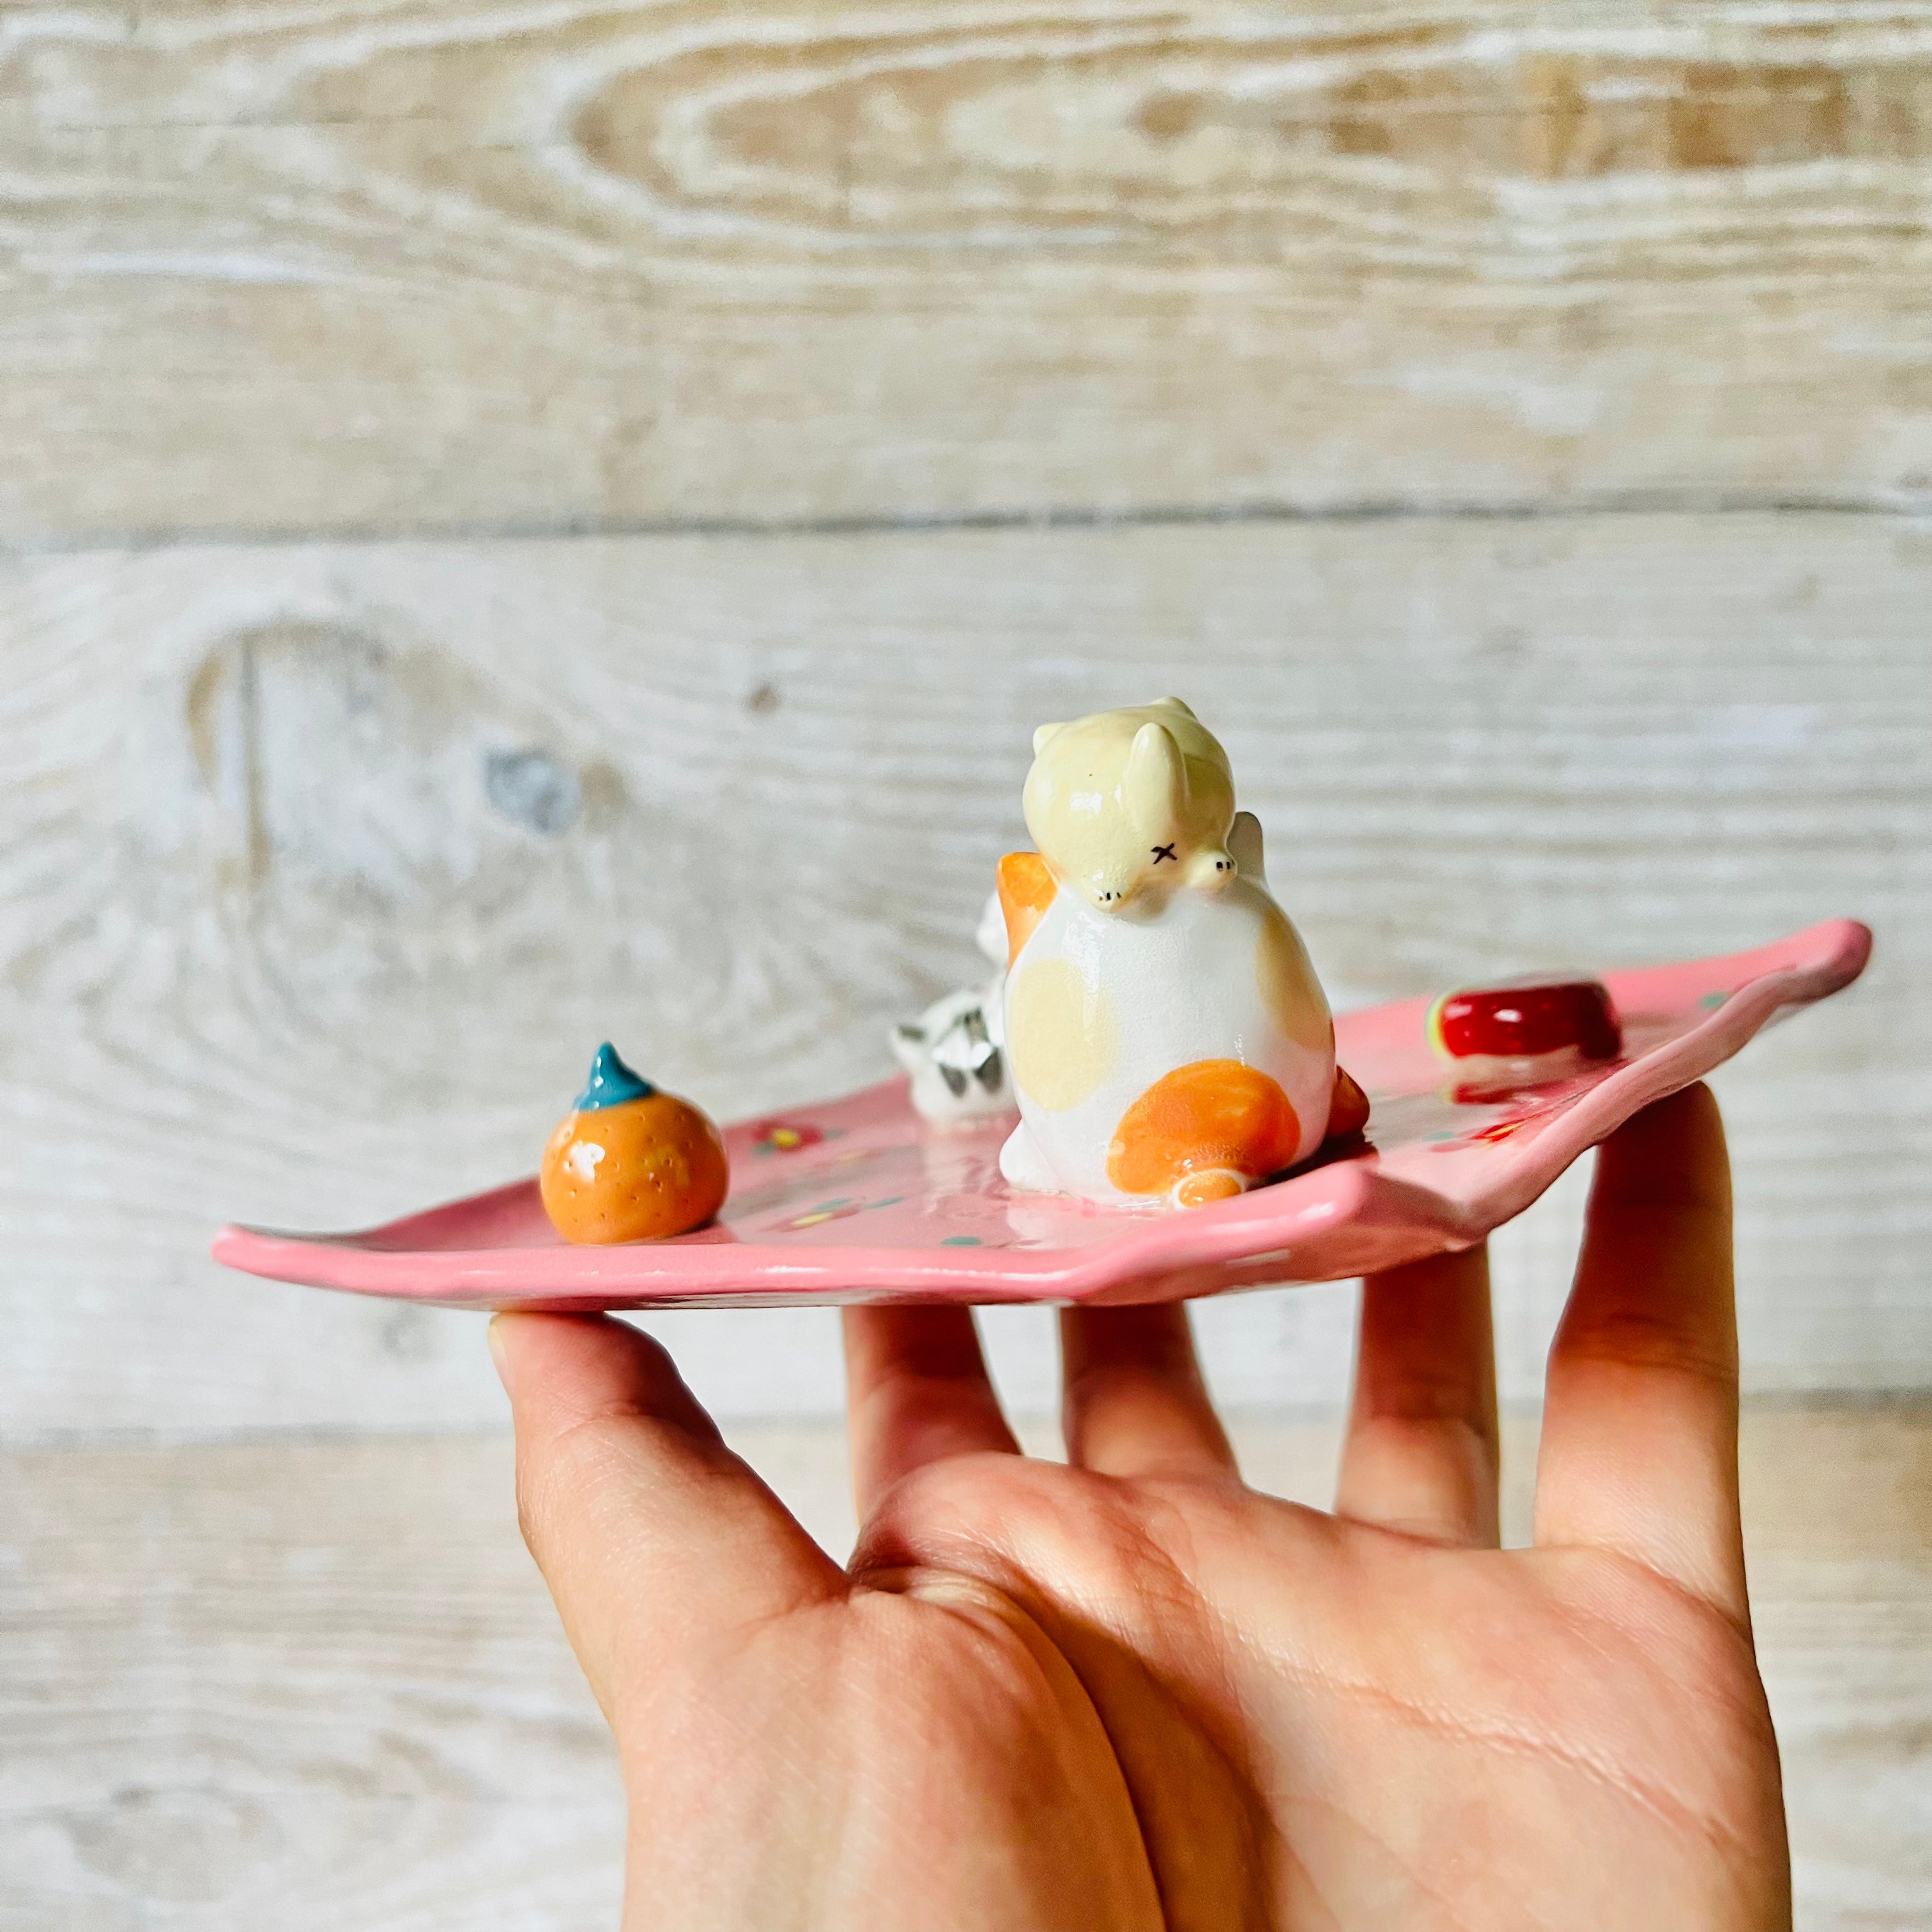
6,0,1932,540
0,513,1924,1438
0,1434,629,1932
1,1406,1926,1929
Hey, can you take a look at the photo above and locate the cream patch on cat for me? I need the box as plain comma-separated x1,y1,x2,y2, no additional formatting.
1008,958,1119,1111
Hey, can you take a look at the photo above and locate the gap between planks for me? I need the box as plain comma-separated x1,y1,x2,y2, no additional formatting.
2,493,1916,562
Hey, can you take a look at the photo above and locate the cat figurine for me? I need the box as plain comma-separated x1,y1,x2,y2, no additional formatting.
997,698,1367,1209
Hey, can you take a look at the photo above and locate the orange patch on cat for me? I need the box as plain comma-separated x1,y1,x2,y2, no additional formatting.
1107,1059,1301,1198
1174,1169,1246,1208
997,851,1057,966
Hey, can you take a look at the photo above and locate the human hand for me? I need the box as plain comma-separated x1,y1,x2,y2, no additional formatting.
490,1084,1789,1930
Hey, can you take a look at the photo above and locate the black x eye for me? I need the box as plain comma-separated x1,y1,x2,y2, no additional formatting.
1151,843,1177,864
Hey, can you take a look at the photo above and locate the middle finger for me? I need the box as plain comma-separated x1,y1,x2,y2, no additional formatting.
1060,1304,1239,1480
843,1306,1020,1519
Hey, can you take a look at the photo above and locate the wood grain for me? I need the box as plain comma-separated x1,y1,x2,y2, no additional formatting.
2,1404,1927,1929
0,512,1924,1436
6,0,1932,540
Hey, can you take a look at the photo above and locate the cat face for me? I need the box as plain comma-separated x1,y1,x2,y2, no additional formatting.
1023,698,1238,912
891,984,1013,1123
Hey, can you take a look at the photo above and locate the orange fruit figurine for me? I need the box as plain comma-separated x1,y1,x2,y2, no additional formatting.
540,1044,729,1243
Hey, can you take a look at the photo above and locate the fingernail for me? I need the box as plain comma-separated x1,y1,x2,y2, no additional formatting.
487,1315,516,1398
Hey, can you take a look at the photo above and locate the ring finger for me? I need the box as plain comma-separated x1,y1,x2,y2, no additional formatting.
1335,1245,1501,1547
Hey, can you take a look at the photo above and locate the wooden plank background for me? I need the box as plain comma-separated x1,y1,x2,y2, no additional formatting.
3,516,1926,1433
7,0,1932,540
6,1404,1930,1931
3,0,1929,1921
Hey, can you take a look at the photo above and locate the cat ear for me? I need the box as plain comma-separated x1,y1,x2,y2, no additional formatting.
997,852,1056,966
1229,809,1265,883
1152,696,1196,719
1032,722,1066,757
1124,721,1188,836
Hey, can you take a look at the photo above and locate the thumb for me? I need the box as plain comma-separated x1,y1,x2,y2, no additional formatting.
491,1312,840,1721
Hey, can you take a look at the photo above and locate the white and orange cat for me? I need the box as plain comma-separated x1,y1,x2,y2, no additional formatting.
997,699,1367,1209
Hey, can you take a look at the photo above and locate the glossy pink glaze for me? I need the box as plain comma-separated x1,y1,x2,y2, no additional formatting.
213,919,1871,1311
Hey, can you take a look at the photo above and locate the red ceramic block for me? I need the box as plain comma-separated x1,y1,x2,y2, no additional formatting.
1427,977,1622,1066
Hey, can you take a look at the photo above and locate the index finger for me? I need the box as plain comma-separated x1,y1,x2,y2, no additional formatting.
1533,1084,1749,1624
492,1313,841,1720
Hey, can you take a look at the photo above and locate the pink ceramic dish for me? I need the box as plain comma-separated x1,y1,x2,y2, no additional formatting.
213,920,1871,1312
